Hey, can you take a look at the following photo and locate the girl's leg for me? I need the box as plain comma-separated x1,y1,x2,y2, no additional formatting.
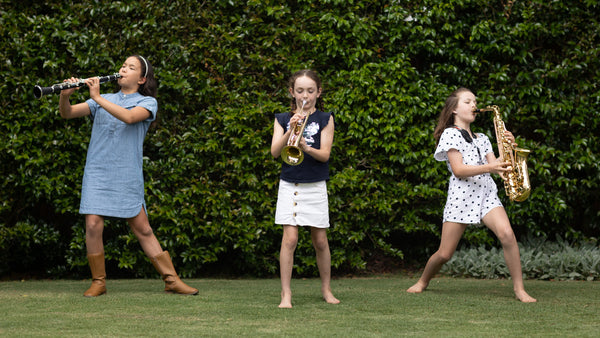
311,227,340,304
482,207,536,303
128,208,198,295
407,222,467,293
85,214,105,254
279,225,298,308
127,207,163,257
84,215,106,297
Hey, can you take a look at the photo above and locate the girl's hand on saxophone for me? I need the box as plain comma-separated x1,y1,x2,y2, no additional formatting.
489,158,512,180
504,130,517,147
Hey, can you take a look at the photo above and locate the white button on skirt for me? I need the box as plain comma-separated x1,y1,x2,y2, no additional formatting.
275,180,329,228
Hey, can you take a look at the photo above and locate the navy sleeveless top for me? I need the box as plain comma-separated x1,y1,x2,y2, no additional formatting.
275,110,333,183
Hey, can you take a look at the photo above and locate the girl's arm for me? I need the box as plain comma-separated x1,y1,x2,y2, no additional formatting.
271,119,292,158
90,96,151,124
447,148,510,179
301,115,334,162
86,78,151,124
59,96,91,119
58,78,91,119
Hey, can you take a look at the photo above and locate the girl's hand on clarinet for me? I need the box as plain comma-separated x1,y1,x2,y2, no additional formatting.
86,77,101,99
60,77,80,96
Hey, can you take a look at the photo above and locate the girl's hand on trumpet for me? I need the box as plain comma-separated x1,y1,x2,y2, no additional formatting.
289,111,307,127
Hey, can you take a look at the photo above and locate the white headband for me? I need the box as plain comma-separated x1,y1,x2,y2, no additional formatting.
139,55,149,78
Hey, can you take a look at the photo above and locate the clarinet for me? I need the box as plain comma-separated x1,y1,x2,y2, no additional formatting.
33,73,121,99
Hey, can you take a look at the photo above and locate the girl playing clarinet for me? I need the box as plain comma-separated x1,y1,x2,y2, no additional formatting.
59,55,197,297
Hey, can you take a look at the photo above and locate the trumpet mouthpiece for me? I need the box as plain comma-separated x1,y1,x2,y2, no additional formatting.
474,109,481,113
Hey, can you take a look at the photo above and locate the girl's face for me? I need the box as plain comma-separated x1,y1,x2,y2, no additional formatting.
290,75,321,111
453,90,478,125
118,56,146,88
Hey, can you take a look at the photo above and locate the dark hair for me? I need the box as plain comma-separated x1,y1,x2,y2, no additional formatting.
132,55,157,98
433,87,473,145
128,55,159,128
288,69,323,112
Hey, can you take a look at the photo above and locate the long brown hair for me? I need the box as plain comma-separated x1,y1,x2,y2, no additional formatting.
133,55,157,98
433,87,473,145
287,69,324,113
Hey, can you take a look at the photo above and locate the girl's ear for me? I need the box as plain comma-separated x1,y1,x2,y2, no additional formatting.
317,87,322,98
138,77,147,85
288,87,294,97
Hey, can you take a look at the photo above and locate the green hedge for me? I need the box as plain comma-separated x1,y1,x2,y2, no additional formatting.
1,0,598,278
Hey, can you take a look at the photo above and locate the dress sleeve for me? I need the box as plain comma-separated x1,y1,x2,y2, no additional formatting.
86,97,99,120
434,128,466,162
137,96,157,122
474,133,494,156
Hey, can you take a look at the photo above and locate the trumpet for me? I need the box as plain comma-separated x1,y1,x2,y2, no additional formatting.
475,106,531,202
33,73,121,99
281,100,309,166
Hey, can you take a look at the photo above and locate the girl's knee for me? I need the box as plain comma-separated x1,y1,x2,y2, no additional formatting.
281,235,298,251
497,229,516,246
312,237,329,252
436,250,454,263
85,216,104,234
131,223,154,238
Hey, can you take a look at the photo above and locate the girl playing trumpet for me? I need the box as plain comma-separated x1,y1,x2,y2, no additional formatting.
270,69,340,308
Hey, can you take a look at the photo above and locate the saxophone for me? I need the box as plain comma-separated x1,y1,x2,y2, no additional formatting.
475,105,531,202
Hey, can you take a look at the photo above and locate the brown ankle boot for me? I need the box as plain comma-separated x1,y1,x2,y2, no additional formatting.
84,252,106,297
150,251,198,295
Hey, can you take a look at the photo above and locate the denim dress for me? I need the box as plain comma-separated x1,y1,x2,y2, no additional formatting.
79,91,157,218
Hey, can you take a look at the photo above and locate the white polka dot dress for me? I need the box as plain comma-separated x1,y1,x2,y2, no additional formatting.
434,128,503,224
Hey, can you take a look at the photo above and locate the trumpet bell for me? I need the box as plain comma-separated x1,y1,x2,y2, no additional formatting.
281,145,304,165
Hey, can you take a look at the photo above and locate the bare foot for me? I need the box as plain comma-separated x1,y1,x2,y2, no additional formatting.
406,281,428,293
515,290,537,303
322,290,340,304
279,291,292,308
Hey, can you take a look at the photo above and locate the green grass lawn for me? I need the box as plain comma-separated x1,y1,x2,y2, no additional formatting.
1,275,598,337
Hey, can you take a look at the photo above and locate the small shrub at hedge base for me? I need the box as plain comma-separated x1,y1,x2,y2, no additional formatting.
441,236,600,281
